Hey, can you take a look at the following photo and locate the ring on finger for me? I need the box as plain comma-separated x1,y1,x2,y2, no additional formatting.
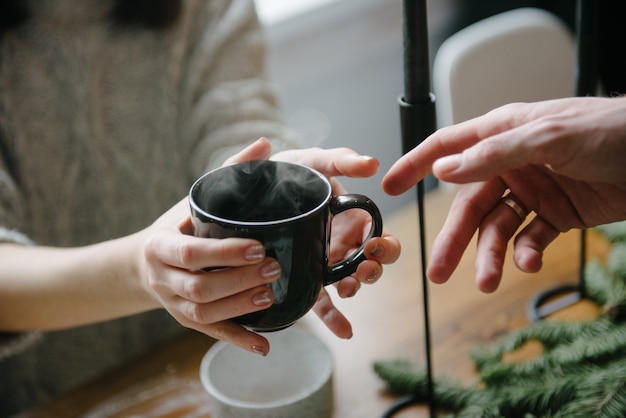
500,193,528,221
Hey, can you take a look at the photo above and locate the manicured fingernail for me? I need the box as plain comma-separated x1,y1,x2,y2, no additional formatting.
260,260,281,279
252,290,272,306
368,243,383,258
365,272,378,283
348,281,361,297
244,245,265,261
434,154,462,174
252,345,267,356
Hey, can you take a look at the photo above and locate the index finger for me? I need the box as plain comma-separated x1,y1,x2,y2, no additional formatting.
382,121,482,195
382,103,526,195
273,147,379,179
223,137,273,166
144,231,265,271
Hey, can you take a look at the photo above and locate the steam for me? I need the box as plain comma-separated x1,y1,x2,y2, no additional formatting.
193,161,329,223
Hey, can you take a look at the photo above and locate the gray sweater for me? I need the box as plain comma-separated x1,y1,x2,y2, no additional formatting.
0,0,299,414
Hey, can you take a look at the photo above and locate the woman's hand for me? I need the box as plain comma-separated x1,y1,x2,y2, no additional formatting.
141,197,281,356
142,138,400,355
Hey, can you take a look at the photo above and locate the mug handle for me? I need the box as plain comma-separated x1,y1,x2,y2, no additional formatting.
324,194,384,285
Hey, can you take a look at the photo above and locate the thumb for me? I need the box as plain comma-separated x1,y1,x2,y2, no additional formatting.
223,138,273,166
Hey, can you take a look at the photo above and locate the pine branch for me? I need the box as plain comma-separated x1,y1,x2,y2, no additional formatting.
373,221,626,416
372,359,482,410
594,221,626,243
598,379,626,418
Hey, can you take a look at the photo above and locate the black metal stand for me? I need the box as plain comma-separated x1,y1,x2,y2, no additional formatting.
381,1,437,417
527,0,598,322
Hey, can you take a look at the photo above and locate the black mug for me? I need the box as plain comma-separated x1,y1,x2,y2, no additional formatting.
189,160,383,332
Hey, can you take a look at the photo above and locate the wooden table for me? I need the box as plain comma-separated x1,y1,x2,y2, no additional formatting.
23,187,610,417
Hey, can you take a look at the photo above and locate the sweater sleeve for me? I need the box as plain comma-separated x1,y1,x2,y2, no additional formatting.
0,144,41,360
178,0,302,177
0,153,32,245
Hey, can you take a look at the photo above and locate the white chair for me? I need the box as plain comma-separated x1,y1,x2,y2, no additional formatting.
433,7,576,128
432,8,584,322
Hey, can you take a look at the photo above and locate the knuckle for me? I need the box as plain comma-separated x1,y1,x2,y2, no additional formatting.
146,271,161,291
497,102,525,116
215,240,233,262
184,302,210,324
313,292,333,319
474,140,501,162
142,233,159,262
175,240,197,266
233,271,251,292
206,324,229,342
230,296,253,317
222,266,257,295
183,277,207,302
318,304,336,324
143,232,199,268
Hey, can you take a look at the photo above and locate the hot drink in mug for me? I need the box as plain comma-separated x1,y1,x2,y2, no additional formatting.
189,160,383,332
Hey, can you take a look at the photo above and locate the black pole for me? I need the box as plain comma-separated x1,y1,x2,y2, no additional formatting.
574,0,599,296
401,0,432,104
382,1,437,417
576,0,599,96
527,0,599,322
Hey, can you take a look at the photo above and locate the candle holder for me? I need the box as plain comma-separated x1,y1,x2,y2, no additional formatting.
381,1,437,417
527,0,598,323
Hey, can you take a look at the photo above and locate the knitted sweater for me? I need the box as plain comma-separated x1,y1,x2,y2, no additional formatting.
0,0,300,414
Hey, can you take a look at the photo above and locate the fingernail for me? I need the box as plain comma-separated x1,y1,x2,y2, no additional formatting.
347,281,361,297
252,290,272,306
365,272,378,283
260,260,281,279
252,345,267,356
433,154,463,174
434,154,462,174
244,245,265,261
367,243,384,258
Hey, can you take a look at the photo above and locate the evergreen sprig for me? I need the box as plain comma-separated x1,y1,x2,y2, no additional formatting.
374,221,626,417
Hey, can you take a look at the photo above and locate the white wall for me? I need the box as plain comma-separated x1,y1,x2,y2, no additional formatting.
256,0,453,216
